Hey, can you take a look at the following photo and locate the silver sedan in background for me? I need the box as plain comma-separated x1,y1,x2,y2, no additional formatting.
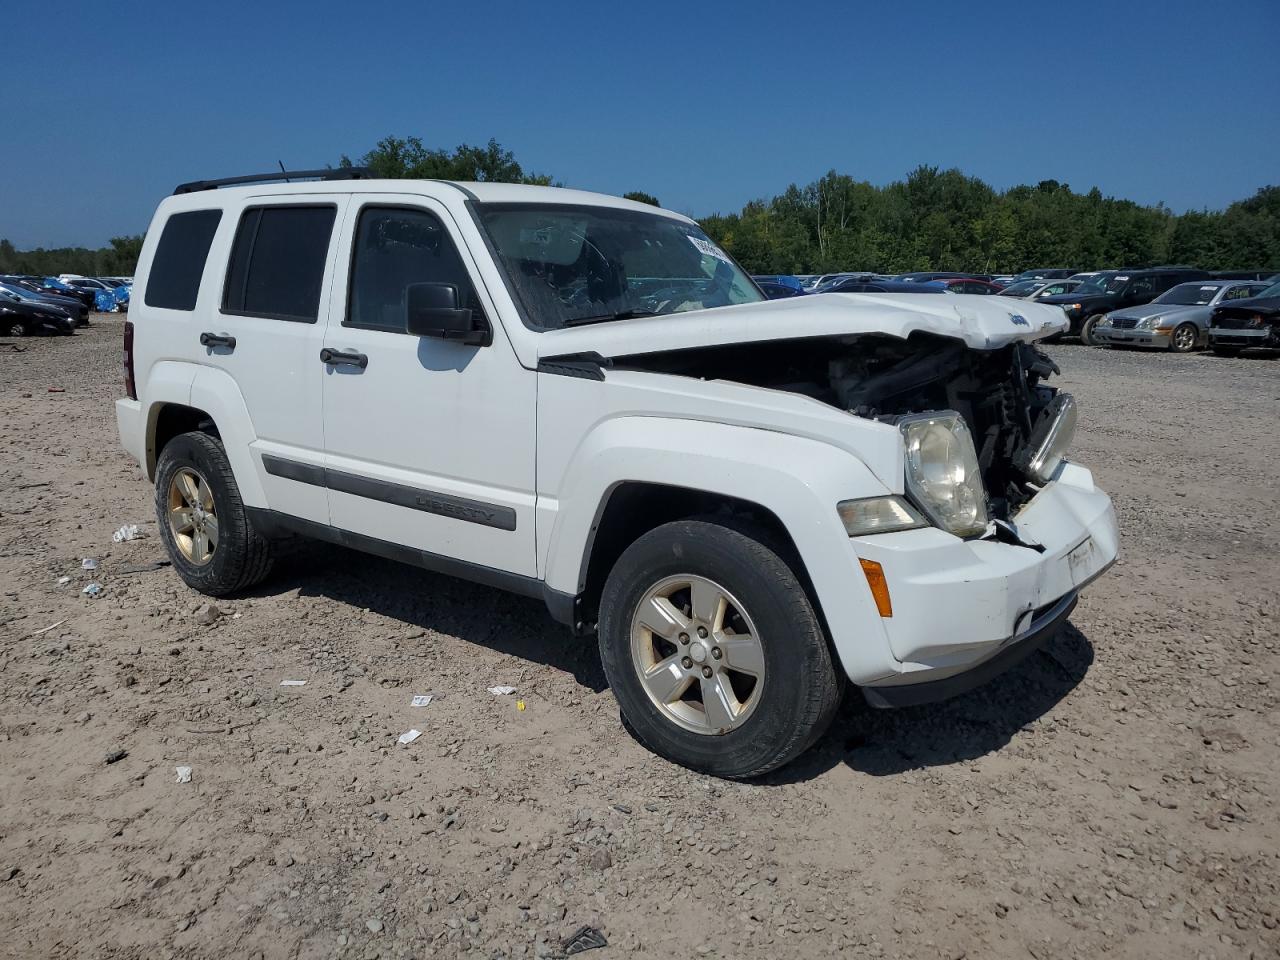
1092,280,1273,352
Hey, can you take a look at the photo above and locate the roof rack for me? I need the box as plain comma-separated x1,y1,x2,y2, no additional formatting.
173,167,373,195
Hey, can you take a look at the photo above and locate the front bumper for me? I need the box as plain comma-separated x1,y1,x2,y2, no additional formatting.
1209,327,1278,348
1093,325,1168,348
847,462,1119,701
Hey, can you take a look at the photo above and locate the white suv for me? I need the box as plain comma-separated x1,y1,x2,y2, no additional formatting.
116,169,1119,778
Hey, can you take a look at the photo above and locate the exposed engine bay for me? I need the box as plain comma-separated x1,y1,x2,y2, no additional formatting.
615,332,1062,520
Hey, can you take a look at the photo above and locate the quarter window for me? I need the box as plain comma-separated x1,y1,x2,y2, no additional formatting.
223,205,336,322
144,210,223,310
346,207,483,332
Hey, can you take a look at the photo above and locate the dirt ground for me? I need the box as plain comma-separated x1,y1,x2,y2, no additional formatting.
1,315,1277,960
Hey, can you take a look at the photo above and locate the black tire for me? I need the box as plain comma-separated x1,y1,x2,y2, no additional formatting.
4,319,28,337
1079,314,1106,346
1211,345,1241,357
597,518,842,779
154,431,273,596
1169,322,1199,353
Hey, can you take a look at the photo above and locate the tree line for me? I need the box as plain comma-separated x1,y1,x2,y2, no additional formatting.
3,138,1275,277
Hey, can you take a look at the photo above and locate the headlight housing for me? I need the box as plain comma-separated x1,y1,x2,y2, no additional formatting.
1138,315,1160,330
898,413,988,538
837,496,926,536
1014,393,1077,483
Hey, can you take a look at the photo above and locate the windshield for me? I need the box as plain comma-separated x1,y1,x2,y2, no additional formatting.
1255,279,1280,299
1000,280,1041,296
1156,282,1221,306
476,204,763,328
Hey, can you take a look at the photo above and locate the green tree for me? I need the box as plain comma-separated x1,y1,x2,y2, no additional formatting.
623,191,660,206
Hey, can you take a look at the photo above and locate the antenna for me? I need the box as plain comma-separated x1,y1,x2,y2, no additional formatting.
278,160,290,183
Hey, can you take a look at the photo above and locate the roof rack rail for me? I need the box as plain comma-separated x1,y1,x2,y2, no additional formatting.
173,167,373,195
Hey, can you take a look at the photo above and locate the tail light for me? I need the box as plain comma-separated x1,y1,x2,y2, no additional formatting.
123,320,137,400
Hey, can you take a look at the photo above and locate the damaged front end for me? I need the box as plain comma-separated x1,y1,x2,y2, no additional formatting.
615,332,1071,525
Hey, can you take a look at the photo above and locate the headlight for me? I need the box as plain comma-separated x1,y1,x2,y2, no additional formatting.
837,496,926,536
1014,393,1077,483
1138,315,1159,330
898,413,988,537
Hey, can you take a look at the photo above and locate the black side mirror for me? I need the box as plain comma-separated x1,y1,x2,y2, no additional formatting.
405,283,490,346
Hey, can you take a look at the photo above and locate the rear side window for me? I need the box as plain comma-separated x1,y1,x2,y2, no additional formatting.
144,210,222,310
223,205,336,322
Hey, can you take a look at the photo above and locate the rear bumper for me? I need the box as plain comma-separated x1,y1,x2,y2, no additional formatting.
115,398,147,476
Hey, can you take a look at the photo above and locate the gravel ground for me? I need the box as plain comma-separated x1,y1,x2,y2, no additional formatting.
1,316,1277,960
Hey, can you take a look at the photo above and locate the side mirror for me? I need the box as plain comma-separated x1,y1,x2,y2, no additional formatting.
405,283,490,346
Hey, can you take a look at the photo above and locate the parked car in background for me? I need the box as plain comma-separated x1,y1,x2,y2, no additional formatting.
998,280,1050,298
3,275,96,314
895,271,994,283
0,288,76,336
1013,268,1075,282
928,278,1003,295
1093,280,1272,352
1031,279,1082,300
1208,278,1280,355
1039,268,1211,344
0,281,89,325
812,278,945,295
755,280,808,299
63,277,123,312
990,275,1015,287
751,275,805,292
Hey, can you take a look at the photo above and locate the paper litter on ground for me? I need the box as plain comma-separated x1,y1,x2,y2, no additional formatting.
410,695,434,707
397,729,422,745
279,679,307,687
487,686,517,696
175,766,192,784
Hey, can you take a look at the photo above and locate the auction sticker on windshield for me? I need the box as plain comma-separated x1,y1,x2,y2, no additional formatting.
687,236,732,264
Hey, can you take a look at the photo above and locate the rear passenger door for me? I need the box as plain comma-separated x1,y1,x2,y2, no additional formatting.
199,196,348,526
317,195,538,578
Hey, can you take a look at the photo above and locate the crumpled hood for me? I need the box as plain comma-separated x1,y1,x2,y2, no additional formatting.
538,292,1068,360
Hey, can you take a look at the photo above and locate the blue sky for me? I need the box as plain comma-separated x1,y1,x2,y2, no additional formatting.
2,0,1277,248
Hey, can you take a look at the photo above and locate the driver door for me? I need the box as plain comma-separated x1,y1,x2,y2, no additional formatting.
318,195,538,578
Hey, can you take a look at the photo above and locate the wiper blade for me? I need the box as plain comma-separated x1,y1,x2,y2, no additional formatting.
561,309,658,327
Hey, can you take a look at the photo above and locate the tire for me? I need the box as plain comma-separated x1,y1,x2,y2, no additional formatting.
1169,322,1198,353
5,319,28,337
154,431,274,596
1211,345,1241,357
597,518,842,779
1079,314,1106,346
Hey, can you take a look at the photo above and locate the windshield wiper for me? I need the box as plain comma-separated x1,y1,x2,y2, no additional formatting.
562,309,658,327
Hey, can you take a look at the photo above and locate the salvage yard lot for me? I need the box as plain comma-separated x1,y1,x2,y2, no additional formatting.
1,316,1277,960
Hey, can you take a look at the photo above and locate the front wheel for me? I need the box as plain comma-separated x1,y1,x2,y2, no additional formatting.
5,319,28,337
1079,314,1106,346
155,431,274,596
598,519,842,779
1169,322,1199,353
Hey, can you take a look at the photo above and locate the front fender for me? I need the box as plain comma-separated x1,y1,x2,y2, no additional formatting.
540,416,895,682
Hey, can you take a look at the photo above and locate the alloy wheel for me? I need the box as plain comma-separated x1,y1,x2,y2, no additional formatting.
167,467,219,565
630,574,765,735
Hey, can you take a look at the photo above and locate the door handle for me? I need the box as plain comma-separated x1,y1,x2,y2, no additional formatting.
320,347,368,369
200,332,236,350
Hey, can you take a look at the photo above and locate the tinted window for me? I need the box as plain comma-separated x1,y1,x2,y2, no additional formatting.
347,207,483,332
224,205,336,322
145,209,223,310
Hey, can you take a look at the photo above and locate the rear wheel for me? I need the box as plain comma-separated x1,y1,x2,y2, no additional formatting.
155,431,273,596
1170,322,1198,353
5,319,28,337
1079,314,1106,346
598,519,842,779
